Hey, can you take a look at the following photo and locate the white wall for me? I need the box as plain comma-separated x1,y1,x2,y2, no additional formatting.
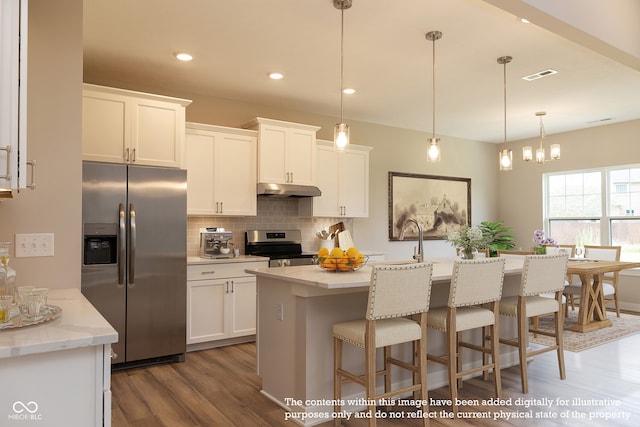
0,0,83,288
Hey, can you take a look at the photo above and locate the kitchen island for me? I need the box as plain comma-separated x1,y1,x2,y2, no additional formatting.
0,288,118,427
246,258,525,426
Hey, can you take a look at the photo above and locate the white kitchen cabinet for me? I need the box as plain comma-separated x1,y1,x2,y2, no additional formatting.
186,260,267,349
244,117,319,185
299,140,372,217
82,84,191,168
186,123,257,216
0,0,30,195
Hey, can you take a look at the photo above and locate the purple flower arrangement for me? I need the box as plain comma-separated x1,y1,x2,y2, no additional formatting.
532,229,558,247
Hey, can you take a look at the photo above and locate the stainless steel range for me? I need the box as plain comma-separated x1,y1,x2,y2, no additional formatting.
245,230,315,267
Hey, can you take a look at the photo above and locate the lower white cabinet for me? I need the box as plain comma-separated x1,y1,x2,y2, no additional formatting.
187,260,267,347
0,344,112,427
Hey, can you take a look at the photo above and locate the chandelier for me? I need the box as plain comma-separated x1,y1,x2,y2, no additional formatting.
523,112,560,163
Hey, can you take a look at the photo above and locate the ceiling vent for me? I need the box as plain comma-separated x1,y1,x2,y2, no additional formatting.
522,68,558,81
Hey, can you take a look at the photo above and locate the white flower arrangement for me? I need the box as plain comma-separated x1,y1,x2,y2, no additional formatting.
447,225,489,253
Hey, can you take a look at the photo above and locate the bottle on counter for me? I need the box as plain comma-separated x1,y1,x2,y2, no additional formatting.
0,242,16,303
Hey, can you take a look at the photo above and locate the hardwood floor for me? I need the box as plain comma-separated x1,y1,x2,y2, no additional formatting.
112,332,640,426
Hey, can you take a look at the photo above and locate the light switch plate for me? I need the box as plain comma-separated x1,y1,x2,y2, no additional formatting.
15,233,55,257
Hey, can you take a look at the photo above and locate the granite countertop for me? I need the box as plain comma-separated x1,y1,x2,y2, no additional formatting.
246,257,525,290
187,255,269,265
0,288,118,359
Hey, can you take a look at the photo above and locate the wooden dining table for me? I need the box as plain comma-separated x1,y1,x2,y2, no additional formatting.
566,260,640,332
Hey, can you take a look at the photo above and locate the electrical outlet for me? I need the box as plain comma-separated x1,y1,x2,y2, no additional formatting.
15,233,55,257
276,303,284,321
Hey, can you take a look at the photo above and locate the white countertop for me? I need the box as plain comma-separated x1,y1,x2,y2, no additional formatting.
188,255,269,265
0,288,118,359
246,257,525,290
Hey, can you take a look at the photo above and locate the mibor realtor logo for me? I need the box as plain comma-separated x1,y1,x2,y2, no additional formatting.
9,401,43,421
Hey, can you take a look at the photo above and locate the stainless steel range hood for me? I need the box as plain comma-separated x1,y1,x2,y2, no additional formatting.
257,183,321,197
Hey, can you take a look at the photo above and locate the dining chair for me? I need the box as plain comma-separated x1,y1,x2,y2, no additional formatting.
499,253,569,394
497,250,535,255
332,262,433,427
564,245,621,317
426,257,505,415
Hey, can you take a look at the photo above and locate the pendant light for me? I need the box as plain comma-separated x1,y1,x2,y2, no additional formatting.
523,111,560,163
426,31,442,162
333,0,352,151
497,56,513,171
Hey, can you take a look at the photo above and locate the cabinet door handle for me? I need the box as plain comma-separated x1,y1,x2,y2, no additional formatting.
26,160,36,190
0,145,12,180
200,270,216,275
124,148,130,162
131,148,136,163
220,202,223,213
230,280,234,293
290,172,293,183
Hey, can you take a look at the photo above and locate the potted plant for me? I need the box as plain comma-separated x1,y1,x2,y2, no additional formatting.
479,221,515,257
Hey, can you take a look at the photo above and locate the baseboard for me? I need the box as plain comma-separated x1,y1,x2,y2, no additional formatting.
187,335,255,352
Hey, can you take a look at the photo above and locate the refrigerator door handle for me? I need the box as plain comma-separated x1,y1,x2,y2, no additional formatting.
129,202,136,285
118,203,126,285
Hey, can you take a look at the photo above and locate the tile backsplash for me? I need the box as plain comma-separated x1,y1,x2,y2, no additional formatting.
187,197,353,257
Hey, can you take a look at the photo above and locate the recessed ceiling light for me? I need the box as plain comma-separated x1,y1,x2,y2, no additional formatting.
520,18,530,24
175,52,193,61
269,72,284,80
343,88,356,95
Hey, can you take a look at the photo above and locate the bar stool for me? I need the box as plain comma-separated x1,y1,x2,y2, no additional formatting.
426,257,505,415
499,253,568,393
333,262,433,427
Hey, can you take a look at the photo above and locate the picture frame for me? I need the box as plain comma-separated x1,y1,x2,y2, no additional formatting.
388,172,471,241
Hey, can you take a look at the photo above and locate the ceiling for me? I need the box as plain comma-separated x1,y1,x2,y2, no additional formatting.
83,0,640,144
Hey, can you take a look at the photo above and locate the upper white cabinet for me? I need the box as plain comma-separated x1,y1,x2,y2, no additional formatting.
82,84,191,168
299,140,372,218
244,117,319,185
0,0,29,194
186,122,257,216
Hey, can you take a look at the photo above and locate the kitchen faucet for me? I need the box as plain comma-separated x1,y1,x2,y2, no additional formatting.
399,218,424,262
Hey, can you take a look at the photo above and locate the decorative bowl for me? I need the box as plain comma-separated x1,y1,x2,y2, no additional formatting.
313,255,368,272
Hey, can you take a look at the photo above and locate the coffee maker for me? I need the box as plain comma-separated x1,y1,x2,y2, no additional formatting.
199,228,234,258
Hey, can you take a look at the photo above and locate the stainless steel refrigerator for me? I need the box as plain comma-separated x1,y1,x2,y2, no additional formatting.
81,161,187,367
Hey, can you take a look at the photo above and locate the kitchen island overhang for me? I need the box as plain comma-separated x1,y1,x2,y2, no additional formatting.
246,259,525,426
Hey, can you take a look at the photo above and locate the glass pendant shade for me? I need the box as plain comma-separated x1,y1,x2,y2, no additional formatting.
550,144,561,160
427,137,440,162
536,147,545,164
523,146,533,161
334,123,350,150
499,149,513,171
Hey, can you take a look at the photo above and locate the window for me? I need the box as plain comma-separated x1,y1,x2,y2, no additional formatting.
544,165,640,262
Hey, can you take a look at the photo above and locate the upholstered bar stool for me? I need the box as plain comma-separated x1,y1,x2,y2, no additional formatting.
499,253,569,394
426,257,505,415
333,262,433,427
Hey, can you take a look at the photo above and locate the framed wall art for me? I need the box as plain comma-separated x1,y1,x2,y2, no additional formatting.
388,172,471,240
